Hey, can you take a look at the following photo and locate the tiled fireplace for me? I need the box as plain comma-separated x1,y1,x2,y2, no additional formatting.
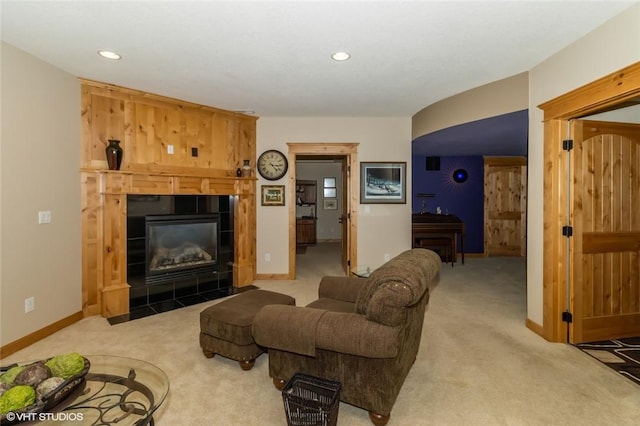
111,195,236,323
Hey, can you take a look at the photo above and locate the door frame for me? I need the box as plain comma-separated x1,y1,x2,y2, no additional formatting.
286,143,359,278
538,62,640,342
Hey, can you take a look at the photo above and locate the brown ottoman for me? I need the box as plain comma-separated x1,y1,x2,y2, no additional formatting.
199,289,296,370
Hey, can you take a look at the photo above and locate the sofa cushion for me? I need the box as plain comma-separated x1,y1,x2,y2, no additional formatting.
317,276,365,302
307,297,356,313
253,305,327,356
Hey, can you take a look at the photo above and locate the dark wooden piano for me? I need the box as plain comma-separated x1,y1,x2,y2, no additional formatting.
412,213,465,265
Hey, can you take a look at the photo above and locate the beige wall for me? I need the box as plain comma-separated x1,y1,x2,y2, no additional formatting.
412,72,528,140
256,117,412,274
0,43,81,346
527,4,640,325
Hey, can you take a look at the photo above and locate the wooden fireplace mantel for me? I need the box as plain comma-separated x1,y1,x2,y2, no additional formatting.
81,170,256,318
80,79,257,318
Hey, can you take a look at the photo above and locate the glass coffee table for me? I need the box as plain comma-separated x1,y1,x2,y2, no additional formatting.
28,355,169,425
351,265,373,278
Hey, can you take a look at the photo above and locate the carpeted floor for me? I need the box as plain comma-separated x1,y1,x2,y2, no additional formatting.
576,337,640,386
3,244,640,425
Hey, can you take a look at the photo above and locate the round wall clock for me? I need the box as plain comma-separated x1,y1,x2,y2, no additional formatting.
257,149,289,180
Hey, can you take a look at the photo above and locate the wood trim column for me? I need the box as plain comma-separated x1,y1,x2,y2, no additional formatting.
81,172,102,317
234,179,257,286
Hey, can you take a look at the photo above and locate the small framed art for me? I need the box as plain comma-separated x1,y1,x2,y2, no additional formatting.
323,199,337,210
261,185,285,206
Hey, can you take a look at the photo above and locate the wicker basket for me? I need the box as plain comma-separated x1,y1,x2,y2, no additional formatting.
282,373,341,426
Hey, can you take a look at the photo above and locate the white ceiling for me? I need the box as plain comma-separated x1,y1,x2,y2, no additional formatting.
2,1,635,119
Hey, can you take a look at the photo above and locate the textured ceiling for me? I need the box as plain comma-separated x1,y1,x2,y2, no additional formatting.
2,1,636,157
1,1,634,118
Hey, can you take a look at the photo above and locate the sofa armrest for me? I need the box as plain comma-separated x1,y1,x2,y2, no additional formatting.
253,305,327,356
315,311,400,358
318,276,367,303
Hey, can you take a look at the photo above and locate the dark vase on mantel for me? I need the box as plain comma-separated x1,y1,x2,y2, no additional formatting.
105,139,123,170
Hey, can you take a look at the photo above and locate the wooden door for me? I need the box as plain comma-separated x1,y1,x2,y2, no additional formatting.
341,157,350,274
483,157,527,257
570,120,640,343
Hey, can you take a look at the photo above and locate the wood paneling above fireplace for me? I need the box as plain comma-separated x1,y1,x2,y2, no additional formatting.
80,80,257,318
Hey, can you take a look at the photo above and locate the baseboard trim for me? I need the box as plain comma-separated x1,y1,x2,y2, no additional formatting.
526,318,544,338
255,273,291,280
463,252,486,258
0,311,84,358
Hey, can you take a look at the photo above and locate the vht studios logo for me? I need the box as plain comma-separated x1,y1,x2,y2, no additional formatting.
4,412,84,422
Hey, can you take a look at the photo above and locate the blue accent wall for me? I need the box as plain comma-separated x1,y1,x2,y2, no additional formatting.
412,156,484,253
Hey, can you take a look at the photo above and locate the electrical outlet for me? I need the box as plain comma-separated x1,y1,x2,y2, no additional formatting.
38,210,52,224
167,144,174,154
25,297,35,313
265,253,271,262
384,253,391,261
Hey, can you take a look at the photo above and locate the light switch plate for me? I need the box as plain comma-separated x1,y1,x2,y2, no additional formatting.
25,297,35,313
38,211,52,224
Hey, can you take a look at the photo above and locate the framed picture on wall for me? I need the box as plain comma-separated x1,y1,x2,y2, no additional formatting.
360,162,406,204
261,185,285,206
323,199,337,210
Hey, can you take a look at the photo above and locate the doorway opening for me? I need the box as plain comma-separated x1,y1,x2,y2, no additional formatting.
287,143,358,279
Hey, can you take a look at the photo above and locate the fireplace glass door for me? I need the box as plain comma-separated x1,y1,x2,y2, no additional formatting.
145,214,220,284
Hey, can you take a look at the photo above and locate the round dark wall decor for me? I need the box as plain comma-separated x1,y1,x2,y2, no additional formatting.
452,168,468,183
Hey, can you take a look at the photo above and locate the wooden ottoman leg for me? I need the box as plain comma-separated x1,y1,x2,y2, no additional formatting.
202,349,215,358
273,377,286,390
369,412,390,426
239,359,256,371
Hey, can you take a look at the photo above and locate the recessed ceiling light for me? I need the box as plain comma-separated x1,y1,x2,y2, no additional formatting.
98,50,121,60
331,51,351,61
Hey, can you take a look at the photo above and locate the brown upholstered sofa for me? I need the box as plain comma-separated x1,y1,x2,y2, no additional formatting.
252,248,441,426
